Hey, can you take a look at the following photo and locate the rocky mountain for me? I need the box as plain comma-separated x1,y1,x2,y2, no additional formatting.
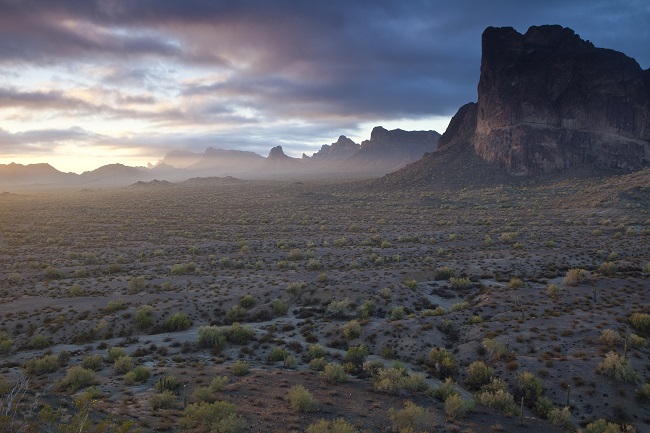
310,136,360,160
352,127,440,169
188,147,264,172
0,162,76,186
474,25,649,175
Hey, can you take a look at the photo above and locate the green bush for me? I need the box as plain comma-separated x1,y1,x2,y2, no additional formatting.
106,346,127,363
60,366,96,392
373,367,427,394
547,284,560,299
151,390,175,410
306,418,357,433
180,401,245,432
81,354,104,371
635,383,650,400
389,306,406,320
465,361,494,390
344,345,369,365
268,347,288,363
124,365,150,384
192,386,216,403
599,329,621,347
388,401,430,432
475,379,519,416
169,262,196,275
128,276,146,294
598,262,618,276
342,320,361,340
444,393,473,420
285,281,306,296
516,371,543,405
28,334,50,349
357,300,376,318
585,419,622,433
507,278,525,289
231,360,249,376
428,347,457,378
0,333,13,355
320,363,349,384
210,376,230,392
629,333,646,349
271,298,289,316
306,258,322,271
239,294,256,309
45,266,66,280
134,305,154,330
198,326,227,352
629,312,650,336
450,277,471,289
596,351,640,382
304,344,326,361
24,354,59,375
286,384,318,412
435,266,455,280
309,357,328,371
563,268,591,286
105,299,125,313
225,305,246,323
226,322,254,344
547,406,573,429
112,356,134,374
165,312,192,331
429,377,459,401
155,375,180,392
483,338,510,360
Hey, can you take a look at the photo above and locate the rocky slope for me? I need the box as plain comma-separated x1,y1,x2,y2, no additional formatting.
473,25,650,175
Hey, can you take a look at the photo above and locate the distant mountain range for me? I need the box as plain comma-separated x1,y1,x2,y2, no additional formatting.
0,127,440,188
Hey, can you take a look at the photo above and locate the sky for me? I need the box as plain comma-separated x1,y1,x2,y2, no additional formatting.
0,0,649,173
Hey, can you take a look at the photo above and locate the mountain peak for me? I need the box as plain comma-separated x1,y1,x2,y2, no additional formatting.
268,145,289,159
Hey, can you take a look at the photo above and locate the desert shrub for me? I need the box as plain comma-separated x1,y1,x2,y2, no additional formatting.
231,360,249,376
585,419,622,433
507,278,525,289
449,301,469,312
428,347,457,378
124,365,150,384
180,401,244,432
113,356,134,374
320,363,349,383
547,284,560,299
225,305,246,323
104,263,122,274
327,298,351,317
128,276,145,294
387,305,405,320
344,345,369,365
60,366,96,392
435,266,455,280
465,361,494,390
81,354,104,371
449,277,471,289
643,262,650,273
198,326,227,352
467,315,483,324
0,332,13,355
134,305,154,330
357,300,376,318
629,312,650,336
483,338,510,360
106,346,127,363
28,334,50,349
598,262,618,276
24,354,59,375
165,312,192,331
309,357,328,371
169,262,195,275
306,418,357,433
305,344,326,361
210,376,230,392
499,231,517,243
596,351,640,382
388,401,430,432
635,383,650,400
563,268,591,286
44,266,66,280
516,371,543,405
629,334,646,348
547,406,573,429
192,386,216,403
403,279,417,290
226,322,255,344
533,396,555,418
268,347,288,363
444,394,474,420
155,375,180,392
105,299,125,313
429,377,459,401
306,258,322,271
342,320,361,340
239,294,256,309
271,298,289,316
373,367,427,394
286,384,318,412
475,379,519,416
285,281,306,296
7,272,23,284
151,390,175,410
287,249,304,261
599,329,621,347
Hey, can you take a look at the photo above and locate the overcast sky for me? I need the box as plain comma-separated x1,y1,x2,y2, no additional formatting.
1,0,649,173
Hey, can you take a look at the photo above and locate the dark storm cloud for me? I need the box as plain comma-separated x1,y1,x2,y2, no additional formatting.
0,0,648,165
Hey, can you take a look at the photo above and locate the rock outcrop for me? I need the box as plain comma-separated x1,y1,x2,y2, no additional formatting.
351,126,440,169
311,136,360,160
472,25,650,175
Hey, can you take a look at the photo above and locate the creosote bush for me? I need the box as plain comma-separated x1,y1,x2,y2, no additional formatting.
59,366,96,392
320,363,349,384
388,401,430,432
585,419,622,433
180,401,245,433
596,351,640,382
428,347,457,378
165,312,192,331
444,393,473,420
134,305,154,330
286,384,318,412
151,390,175,410
231,360,249,376
465,361,494,390
306,418,357,433
629,312,650,336
563,268,591,286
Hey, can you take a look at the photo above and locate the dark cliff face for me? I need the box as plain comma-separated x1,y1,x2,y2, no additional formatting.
473,25,650,175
